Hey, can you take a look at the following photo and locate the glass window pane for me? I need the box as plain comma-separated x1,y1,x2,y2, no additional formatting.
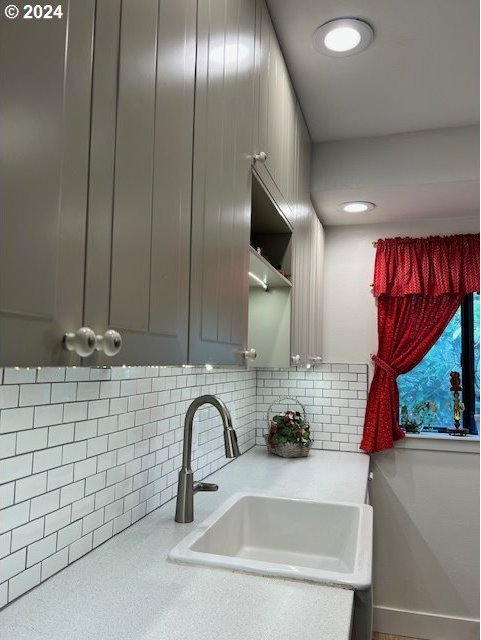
398,306,462,430
474,292,480,416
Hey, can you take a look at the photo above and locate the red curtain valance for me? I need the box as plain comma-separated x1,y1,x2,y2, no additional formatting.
372,233,480,297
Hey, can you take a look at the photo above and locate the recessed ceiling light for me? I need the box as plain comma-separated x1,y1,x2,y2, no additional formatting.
313,18,374,57
340,201,376,213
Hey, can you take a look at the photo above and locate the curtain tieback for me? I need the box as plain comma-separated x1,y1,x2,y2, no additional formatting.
371,354,398,378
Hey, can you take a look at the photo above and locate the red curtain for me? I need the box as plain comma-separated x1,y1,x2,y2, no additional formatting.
361,233,480,454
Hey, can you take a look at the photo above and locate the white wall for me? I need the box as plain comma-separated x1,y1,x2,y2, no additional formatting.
322,215,480,639
322,216,480,370
312,126,480,192
370,442,480,639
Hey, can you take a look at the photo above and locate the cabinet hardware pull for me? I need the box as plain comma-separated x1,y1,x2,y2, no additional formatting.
253,151,267,163
242,348,257,361
63,327,97,357
291,354,301,365
95,330,123,357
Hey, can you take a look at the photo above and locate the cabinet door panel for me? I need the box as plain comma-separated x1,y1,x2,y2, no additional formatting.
290,107,312,364
109,0,158,332
255,0,296,224
0,1,94,366
308,211,324,360
84,0,195,365
189,0,256,365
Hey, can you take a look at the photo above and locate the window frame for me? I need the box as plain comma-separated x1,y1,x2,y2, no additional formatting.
398,293,479,435
461,293,476,433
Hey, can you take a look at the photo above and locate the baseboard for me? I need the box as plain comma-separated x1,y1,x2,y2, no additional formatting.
373,605,480,640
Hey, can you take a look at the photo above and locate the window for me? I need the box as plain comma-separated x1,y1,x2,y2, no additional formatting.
398,293,480,433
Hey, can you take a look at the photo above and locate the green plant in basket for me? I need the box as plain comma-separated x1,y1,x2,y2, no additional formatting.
268,410,312,448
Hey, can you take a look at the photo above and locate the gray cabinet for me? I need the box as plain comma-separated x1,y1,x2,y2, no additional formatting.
290,104,324,366
0,1,95,366
84,0,196,366
189,0,257,365
307,210,324,362
254,0,297,224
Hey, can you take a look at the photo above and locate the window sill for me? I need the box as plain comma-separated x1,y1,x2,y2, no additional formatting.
397,432,480,453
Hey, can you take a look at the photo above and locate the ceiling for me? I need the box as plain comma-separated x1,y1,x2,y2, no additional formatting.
266,0,479,226
314,180,479,226
265,0,479,142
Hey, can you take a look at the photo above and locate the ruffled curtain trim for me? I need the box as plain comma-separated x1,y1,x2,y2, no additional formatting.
372,233,480,297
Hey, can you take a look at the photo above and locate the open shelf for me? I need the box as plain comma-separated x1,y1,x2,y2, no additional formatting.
249,246,292,289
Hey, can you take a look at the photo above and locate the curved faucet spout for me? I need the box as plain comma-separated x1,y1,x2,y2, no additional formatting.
175,395,240,523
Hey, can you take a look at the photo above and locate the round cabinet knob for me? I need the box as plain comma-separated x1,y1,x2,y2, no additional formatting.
291,354,301,365
253,151,267,163
311,356,323,364
242,348,257,361
96,330,122,357
63,327,97,357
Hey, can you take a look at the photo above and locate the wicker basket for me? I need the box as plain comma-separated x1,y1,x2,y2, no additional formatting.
265,396,312,458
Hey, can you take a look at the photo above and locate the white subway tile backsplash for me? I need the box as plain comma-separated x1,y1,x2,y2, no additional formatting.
0,483,15,510
74,458,97,482
4,369,36,385
82,509,104,535
19,384,51,407
57,521,82,549
100,381,120,399
71,495,94,521
36,368,65,384
93,521,113,548
0,502,30,535
8,563,41,600
34,404,63,428
0,454,32,484
27,533,57,567
0,385,19,408
41,547,68,580
62,442,87,465
33,446,62,473
48,423,75,447
51,383,77,404
87,400,109,420
77,382,100,402
63,401,88,423
69,533,92,562
59,481,85,508
11,518,44,552
0,531,11,559
0,549,26,582
44,506,71,536
47,465,74,492
30,491,60,520
0,407,34,434
0,433,16,459
16,428,48,454
15,473,47,503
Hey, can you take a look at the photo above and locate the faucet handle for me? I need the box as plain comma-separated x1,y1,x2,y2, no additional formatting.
193,482,219,493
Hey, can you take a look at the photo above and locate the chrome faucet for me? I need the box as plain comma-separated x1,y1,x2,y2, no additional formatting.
175,395,240,523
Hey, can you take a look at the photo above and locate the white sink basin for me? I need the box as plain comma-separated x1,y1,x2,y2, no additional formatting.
169,492,373,589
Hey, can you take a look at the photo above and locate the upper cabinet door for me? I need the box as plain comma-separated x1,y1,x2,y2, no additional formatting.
83,0,196,365
189,0,257,365
255,0,296,224
308,211,325,362
0,1,95,366
290,106,313,365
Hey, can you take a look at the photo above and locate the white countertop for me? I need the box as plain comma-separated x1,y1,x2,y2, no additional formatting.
0,447,370,640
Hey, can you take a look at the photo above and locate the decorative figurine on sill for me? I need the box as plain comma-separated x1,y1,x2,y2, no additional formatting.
448,371,468,436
